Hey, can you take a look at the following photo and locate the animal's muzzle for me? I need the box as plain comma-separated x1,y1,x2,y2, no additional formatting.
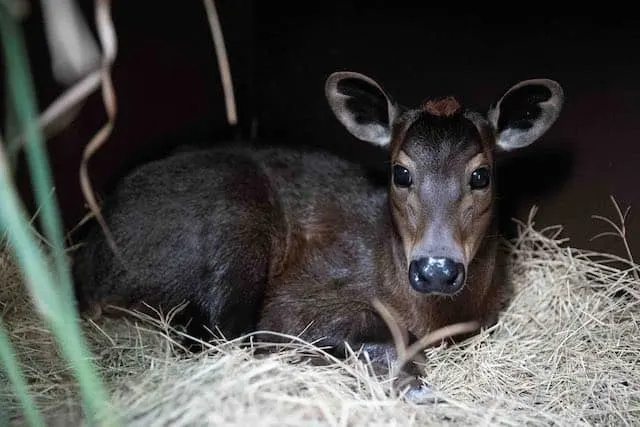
408,257,466,294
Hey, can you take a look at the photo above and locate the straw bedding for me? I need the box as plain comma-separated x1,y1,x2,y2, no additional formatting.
1,210,639,426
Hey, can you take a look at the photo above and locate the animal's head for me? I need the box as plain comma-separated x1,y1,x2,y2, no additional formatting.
325,71,564,296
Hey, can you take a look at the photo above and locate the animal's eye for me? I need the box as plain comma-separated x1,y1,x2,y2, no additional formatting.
469,166,491,190
392,165,412,188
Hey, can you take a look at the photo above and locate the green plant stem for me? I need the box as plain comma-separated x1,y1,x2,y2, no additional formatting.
0,156,116,426
0,4,116,426
0,1,73,301
0,161,115,425
0,322,45,427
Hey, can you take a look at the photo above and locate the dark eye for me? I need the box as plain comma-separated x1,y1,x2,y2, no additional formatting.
392,165,412,188
469,166,491,190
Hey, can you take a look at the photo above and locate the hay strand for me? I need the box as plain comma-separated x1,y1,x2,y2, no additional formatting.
202,0,238,126
77,0,126,267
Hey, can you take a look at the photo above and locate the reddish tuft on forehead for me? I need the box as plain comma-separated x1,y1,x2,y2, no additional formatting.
421,96,461,117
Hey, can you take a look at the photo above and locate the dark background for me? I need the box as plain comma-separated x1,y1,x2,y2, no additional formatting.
5,2,640,258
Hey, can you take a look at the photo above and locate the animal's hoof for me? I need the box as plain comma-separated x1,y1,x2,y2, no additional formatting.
81,301,103,320
403,381,438,404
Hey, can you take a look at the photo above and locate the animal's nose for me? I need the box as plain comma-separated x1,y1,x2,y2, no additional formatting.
409,257,466,294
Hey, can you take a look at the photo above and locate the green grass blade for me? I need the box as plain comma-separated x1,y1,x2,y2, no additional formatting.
0,321,45,427
0,2,73,301
0,153,117,426
0,4,118,426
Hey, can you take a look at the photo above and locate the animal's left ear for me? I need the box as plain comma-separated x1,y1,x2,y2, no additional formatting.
487,79,564,151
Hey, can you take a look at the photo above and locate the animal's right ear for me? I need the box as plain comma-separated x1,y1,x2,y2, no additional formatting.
325,71,397,147
487,79,564,151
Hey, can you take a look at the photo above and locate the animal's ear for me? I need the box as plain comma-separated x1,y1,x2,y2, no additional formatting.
325,71,398,147
487,79,564,151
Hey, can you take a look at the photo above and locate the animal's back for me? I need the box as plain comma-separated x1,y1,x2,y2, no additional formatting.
254,145,385,230
72,143,385,336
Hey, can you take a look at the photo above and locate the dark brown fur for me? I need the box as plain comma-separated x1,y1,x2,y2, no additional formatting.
72,71,564,401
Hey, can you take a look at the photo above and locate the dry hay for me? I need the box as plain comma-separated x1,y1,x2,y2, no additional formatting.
1,211,639,426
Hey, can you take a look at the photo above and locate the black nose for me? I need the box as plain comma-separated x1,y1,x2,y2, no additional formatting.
409,257,466,294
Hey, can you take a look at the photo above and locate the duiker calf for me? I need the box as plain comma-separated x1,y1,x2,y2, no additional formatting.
72,71,563,400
